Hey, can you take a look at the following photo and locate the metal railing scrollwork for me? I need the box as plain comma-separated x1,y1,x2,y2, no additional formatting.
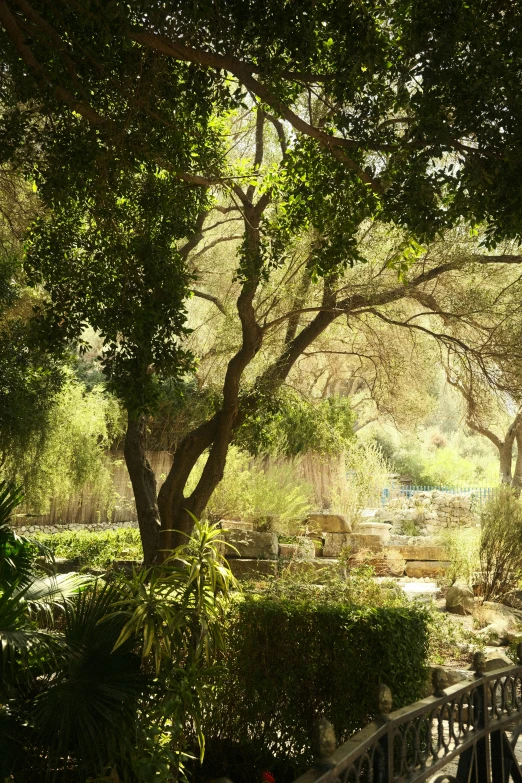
292,646,522,783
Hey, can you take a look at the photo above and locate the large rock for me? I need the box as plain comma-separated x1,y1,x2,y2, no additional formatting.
223,530,278,559
467,652,513,671
404,560,450,578
474,601,519,631
305,513,352,534
501,590,522,610
323,532,352,557
446,584,474,616
228,559,277,579
278,537,315,561
388,545,450,561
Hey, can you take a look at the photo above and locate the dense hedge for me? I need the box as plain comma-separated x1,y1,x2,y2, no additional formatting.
199,595,429,783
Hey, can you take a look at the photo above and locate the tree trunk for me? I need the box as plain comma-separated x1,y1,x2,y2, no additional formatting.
512,431,522,494
499,439,514,484
157,199,265,555
123,413,161,565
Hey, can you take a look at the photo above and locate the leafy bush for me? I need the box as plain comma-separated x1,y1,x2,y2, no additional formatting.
439,528,480,588
329,441,390,525
30,527,142,569
200,587,429,782
237,388,355,457
479,486,522,600
427,606,482,666
186,446,314,533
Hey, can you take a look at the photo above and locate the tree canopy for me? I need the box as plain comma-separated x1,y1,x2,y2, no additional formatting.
2,0,522,560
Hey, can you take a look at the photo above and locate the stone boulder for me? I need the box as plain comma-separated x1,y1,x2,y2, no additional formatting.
278,537,315,561
466,651,513,671
484,652,513,671
223,530,278,559
474,601,519,630
323,532,352,557
446,584,475,616
474,601,521,645
305,513,351,534
501,590,522,610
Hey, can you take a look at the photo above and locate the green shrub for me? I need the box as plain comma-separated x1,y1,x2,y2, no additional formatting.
30,528,142,569
200,592,430,782
439,527,480,588
479,486,522,600
186,446,314,533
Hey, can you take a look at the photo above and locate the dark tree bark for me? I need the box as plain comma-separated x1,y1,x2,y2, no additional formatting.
123,414,161,565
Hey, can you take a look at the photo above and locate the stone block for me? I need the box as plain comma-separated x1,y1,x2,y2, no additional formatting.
219,519,254,531
349,533,384,553
305,513,351,534
323,532,352,557
404,560,450,578
356,521,392,542
223,530,278,559
303,533,324,556
278,537,315,561
387,545,450,561
228,559,277,580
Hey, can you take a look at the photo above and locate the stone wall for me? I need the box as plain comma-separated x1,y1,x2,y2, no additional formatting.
375,491,478,535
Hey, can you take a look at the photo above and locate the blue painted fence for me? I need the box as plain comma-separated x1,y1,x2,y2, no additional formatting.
380,484,496,507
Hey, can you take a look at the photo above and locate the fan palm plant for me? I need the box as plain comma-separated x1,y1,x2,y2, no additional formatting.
0,485,236,782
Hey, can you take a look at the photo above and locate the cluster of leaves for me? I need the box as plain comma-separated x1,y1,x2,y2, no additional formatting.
25,168,206,414
3,376,125,514
0,255,65,469
262,139,379,277
0,483,236,782
237,387,355,457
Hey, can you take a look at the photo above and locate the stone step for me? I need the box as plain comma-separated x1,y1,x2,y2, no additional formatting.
387,545,449,561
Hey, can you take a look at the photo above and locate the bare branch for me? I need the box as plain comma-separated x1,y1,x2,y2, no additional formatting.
191,289,226,314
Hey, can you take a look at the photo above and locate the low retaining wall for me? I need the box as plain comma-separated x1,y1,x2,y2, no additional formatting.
376,490,478,534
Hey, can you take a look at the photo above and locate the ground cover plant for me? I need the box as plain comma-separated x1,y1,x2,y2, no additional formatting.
31,527,143,570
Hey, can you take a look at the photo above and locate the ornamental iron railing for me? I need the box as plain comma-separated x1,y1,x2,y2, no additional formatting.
292,648,522,783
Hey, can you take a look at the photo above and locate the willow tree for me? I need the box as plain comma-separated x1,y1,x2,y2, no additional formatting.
2,1,522,560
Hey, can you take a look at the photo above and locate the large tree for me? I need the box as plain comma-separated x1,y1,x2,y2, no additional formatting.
2,1,522,560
